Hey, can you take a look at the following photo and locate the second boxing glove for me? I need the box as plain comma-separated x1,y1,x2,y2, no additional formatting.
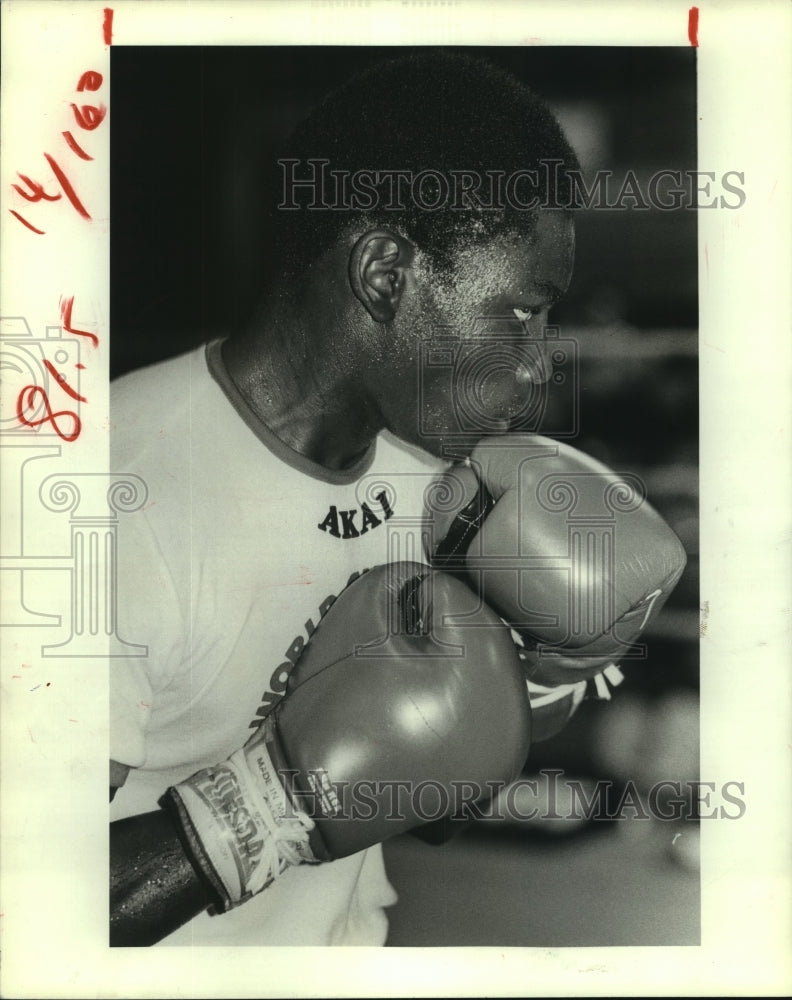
428,434,687,692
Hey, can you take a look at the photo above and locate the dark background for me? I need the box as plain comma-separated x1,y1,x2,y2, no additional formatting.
111,46,699,946
111,46,697,374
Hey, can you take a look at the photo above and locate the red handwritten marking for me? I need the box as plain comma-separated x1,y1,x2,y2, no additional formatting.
77,70,103,92
8,210,45,234
62,131,93,161
103,8,114,46
13,158,91,220
43,360,88,403
688,7,699,47
44,154,90,219
16,385,81,442
13,172,61,202
11,45,106,234
60,296,99,347
71,102,107,131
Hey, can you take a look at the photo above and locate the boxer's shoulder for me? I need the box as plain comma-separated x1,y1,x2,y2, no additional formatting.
109,341,225,468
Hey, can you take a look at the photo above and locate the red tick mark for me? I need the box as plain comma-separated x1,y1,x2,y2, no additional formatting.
688,7,699,47
103,8,114,46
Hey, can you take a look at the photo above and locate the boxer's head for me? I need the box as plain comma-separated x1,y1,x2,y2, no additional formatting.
264,52,579,459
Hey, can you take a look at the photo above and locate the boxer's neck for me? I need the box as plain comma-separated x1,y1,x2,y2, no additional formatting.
223,287,383,472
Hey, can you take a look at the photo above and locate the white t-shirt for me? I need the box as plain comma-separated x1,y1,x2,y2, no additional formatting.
109,340,448,946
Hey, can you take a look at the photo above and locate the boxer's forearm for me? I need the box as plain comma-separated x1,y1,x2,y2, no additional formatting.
110,808,213,946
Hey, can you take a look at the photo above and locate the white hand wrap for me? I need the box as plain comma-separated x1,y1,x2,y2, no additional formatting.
167,725,317,911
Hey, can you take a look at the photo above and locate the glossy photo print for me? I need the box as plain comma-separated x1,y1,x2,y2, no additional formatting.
109,45,701,949
1,4,790,999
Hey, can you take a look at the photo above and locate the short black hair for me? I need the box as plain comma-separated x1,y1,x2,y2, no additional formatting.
270,50,579,279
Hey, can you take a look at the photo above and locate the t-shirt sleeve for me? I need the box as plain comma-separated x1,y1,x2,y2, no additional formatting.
110,502,186,768
110,658,153,768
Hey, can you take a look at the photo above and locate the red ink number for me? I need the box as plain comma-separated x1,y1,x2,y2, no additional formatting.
77,70,104,92
9,55,106,233
12,173,61,203
8,210,45,235
60,296,98,347
71,101,107,132
9,154,90,232
62,131,93,161
44,154,91,218
16,385,81,443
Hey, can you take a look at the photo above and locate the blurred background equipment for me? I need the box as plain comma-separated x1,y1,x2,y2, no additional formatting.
111,45,699,947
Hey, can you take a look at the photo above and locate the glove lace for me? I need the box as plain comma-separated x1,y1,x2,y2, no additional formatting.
246,808,316,897
228,743,317,898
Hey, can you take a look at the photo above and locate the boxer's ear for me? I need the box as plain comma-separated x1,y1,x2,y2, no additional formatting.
348,229,412,323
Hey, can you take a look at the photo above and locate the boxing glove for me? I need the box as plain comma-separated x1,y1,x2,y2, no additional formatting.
427,435,687,736
165,561,531,911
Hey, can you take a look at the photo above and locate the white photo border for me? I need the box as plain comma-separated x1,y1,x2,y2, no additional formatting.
1,1,790,997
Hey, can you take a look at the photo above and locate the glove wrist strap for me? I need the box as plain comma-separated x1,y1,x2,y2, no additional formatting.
166,719,316,911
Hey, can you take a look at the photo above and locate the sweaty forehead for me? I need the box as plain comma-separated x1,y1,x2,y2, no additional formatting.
434,211,575,307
